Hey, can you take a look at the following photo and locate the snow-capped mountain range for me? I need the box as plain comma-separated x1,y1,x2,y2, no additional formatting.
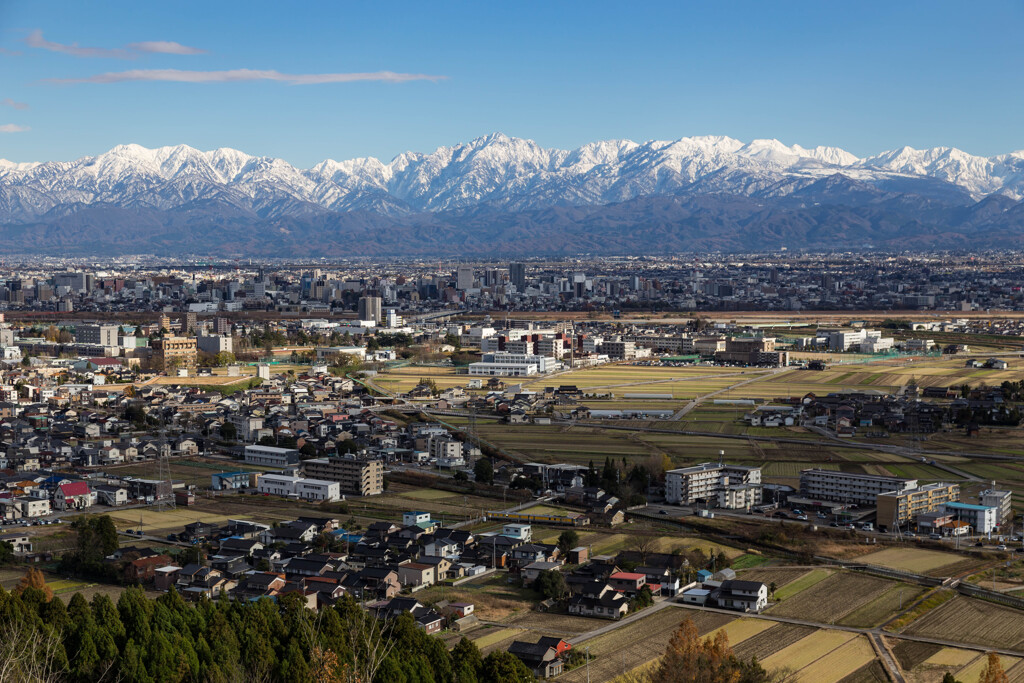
2,132,1024,224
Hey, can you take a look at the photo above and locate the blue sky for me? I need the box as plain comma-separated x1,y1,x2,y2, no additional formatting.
1,1,1022,166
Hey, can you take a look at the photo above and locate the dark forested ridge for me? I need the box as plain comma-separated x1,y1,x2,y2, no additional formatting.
1,191,1023,256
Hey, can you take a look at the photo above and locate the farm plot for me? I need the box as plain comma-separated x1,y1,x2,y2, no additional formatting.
397,489,458,501
473,424,652,463
733,623,815,662
107,508,248,534
889,640,942,671
770,573,896,623
838,583,926,628
738,567,816,590
856,547,965,574
472,627,525,653
761,629,858,674
772,569,833,601
704,618,775,646
558,607,734,683
918,646,976,669
504,612,599,636
902,596,1024,650
794,635,877,683
955,654,1019,683
650,536,746,559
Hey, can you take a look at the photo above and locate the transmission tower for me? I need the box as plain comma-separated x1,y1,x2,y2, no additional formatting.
153,447,176,511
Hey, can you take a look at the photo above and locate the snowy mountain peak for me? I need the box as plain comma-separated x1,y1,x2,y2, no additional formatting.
1,134,1022,226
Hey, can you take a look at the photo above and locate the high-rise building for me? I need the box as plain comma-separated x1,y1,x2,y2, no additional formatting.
357,295,382,323
214,317,232,335
456,266,474,291
509,262,526,291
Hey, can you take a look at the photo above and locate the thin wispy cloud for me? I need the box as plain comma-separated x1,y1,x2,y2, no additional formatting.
127,41,207,55
25,29,131,58
24,30,205,59
46,68,448,85
0,124,30,133
1,98,29,110
0,47,23,56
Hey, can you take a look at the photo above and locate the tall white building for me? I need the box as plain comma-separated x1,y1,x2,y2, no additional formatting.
665,462,762,509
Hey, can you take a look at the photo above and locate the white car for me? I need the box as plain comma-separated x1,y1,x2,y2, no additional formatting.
997,544,1008,551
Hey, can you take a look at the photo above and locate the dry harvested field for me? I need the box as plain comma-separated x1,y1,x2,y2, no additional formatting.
770,572,897,623
397,488,458,501
473,424,653,463
890,640,943,672
902,596,1024,650
733,622,815,662
953,653,1021,683
504,612,600,635
761,629,858,674
838,582,926,628
916,645,976,672
558,607,733,683
795,635,877,683
520,364,754,391
415,580,534,624
107,508,249,534
857,547,965,574
738,567,816,589
704,618,775,646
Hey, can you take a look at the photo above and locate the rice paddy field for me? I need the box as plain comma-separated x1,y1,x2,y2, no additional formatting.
894,641,1024,683
107,508,249,534
900,595,1024,650
856,547,966,574
771,572,904,623
557,607,735,683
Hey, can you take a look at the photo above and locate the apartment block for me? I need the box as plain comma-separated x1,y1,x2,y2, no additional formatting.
665,462,762,508
197,334,233,355
152,336,198,372
979,488,1013,525
799,469,916,505
302,454,384,496
876,482,960,528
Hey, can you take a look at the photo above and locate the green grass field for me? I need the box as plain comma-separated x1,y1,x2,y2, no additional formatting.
773,569,833,601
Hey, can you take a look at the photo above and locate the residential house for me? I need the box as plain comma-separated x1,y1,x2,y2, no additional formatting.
509,639,564,679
